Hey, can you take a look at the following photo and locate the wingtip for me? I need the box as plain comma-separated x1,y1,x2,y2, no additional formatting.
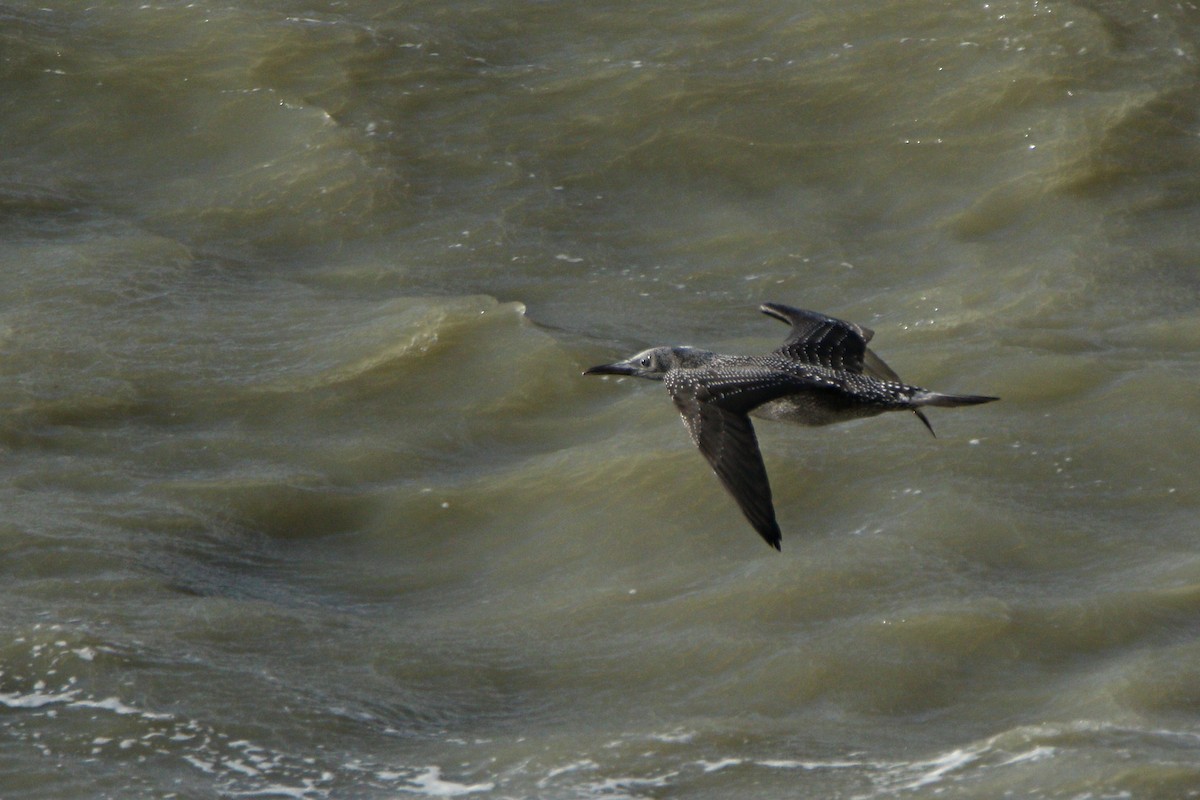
759,302,788,322
760,525,783,551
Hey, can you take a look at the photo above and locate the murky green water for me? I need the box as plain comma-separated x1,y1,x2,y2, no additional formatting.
2,1,1199,797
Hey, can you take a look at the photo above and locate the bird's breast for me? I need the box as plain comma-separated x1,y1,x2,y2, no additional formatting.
750,394,888,427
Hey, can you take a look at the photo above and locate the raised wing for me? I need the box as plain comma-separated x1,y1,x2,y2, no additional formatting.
761,303,936,435
760,303,870,373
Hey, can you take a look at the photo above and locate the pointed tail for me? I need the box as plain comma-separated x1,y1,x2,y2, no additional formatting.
908,392,997,438
912,391,999,408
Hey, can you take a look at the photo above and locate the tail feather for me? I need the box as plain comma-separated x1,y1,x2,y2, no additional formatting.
912,391,999,408
906,391,997,437
913,408,936,437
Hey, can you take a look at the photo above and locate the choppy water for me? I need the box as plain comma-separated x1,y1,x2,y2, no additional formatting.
2,1,1199,797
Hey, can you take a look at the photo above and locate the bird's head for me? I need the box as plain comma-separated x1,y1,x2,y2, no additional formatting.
583,346,707,381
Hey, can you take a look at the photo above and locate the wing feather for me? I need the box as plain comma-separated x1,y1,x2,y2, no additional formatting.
666,369,788,549
760,303,870,373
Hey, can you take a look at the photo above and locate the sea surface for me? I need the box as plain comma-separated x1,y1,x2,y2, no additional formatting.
2,1,1199,798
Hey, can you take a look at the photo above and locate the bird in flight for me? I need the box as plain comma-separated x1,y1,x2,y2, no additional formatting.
584,303,997,550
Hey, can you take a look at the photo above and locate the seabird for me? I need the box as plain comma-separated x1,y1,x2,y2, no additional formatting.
584,303,998,550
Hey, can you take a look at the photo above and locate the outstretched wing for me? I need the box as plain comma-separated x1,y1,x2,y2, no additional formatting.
760,303,870,373
665,368,808,550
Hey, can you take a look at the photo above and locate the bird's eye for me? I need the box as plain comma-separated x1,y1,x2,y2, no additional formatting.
640,356,652,368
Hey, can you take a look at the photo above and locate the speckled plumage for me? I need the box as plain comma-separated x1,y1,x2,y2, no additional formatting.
584,303,998,550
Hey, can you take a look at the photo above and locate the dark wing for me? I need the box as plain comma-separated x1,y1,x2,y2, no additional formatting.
862,347,899,382
760,303,870,373
763,303,936,436
665,368,809,550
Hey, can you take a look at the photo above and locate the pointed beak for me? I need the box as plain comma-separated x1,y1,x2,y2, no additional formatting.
583,360,636,376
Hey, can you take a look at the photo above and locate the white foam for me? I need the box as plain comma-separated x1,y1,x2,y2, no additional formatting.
586,772,676,798
183,755,218,775
542,759,599,781
756,758,866,771
74,696,174,720
225,757,262,778
895,747,978,791
233,781,324,799
403,766,494,796
0,688,78,709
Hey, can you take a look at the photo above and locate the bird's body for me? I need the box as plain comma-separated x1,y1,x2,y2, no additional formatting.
584,303,997,550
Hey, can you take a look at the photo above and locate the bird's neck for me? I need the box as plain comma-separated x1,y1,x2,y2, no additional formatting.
670,347,717,368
